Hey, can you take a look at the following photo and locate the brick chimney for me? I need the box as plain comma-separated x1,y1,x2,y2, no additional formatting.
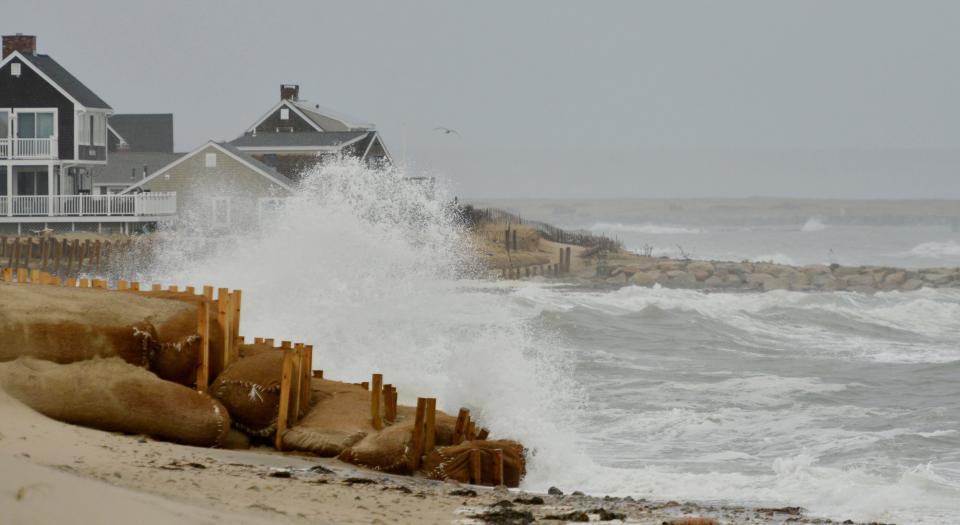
3,34,37,58
280,84,299,101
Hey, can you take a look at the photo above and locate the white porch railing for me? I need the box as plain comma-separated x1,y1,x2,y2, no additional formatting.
0,137,58,159
0,192,177,218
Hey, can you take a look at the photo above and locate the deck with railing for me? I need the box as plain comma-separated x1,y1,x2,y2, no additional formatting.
0,137,58,160
0,192,176,221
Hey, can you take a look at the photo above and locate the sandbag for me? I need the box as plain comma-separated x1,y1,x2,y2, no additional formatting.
336,407,460,473
338,420,416,473
211,350,285,437
420,440,526,487
281,379,373,455
0,357,231,447
0,284,205,386
140,290,224,385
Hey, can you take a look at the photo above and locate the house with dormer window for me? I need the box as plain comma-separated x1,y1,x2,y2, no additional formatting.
230,84,392,180
0,34,176,233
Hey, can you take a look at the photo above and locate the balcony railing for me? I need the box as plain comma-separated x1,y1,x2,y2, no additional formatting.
0,192,177,218
0,137,58,159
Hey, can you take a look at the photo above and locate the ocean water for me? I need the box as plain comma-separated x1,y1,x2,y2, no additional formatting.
579,219,960,269
139,162,960,525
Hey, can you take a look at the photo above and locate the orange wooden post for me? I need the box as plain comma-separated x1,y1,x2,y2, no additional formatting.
371,373,383,430
217,288,231,369
301,344,313,410
288,342,301,424
202,285,214,300
467,420,477,441
383,385,396,423
294,343,308,419
168,284,178,293
79,278,89,288
264,338,274,346
275,347,296,451
491,448,504,486
130,281,140,291
231,289,242,353
29,268,40,284
1,268,11,282
16,267,26,283
151,283,162,292
454,408,470,444
313,370,324,379
469,449,482,484
196,299,210,392
185,285,195,295
408,398,427,471
66,277,77,288
254,337,264,344
424,398,437,454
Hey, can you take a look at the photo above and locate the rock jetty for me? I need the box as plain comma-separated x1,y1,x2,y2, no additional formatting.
599,257,960,293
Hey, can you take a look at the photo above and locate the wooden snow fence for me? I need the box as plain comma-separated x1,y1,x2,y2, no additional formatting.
0,236,136,278
2,272,503,483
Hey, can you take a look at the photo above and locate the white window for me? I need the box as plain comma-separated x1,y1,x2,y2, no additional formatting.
280,108,290,120
16,111,55,139
11,63,21,77
92,113,106,146
205,153,217,167
0,111,8,139
212,197,231,227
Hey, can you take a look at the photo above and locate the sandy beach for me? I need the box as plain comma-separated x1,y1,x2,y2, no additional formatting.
1,386,864,525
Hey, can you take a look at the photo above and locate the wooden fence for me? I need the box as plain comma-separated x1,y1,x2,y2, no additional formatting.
1,270,501,483
465,206,622,251
0,236,134,278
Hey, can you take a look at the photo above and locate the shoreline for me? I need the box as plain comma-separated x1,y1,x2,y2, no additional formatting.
1,389,886,525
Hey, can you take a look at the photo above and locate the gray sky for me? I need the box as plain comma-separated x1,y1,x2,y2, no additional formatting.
6,1,960,198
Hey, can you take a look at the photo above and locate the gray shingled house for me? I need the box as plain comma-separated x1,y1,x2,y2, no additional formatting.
230,84,392,180
93,113,182,195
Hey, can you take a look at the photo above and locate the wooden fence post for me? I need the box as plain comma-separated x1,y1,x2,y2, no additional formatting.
275,347,296,451
565,247,572,273
217,288,232,369
383,385,396,423
41,238,49,270
492,449,504,486
454,408,470,444
424,398,436,455
231,290,242,354
301,344,313,411
371,373,383,430
408,398,427,471
469,449,482,484
196,299,211,392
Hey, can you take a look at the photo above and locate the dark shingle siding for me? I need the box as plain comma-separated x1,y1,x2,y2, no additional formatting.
94,152,183,185
109,114,174,153
230,131,369,148
24,54,111,110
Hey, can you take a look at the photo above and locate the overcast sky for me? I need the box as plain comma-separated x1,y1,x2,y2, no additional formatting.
6,1,959,198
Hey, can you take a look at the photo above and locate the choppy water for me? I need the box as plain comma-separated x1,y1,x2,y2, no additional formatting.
580,220,960,268
139,162,960,524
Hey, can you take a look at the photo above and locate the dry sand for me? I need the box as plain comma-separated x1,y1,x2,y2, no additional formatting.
0,388,862,524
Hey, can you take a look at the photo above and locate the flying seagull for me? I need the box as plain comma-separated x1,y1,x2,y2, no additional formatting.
433,126,461,137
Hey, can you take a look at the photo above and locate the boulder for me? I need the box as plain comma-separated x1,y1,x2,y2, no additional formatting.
843,274,875,288
882,271,906,288
703,276,724,288
630,271,659,287
685,261,715,276
901,279,925,291
666,271,697,287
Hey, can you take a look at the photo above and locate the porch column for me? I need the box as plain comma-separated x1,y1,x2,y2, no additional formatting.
48,163,54,217
5,163,11,217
